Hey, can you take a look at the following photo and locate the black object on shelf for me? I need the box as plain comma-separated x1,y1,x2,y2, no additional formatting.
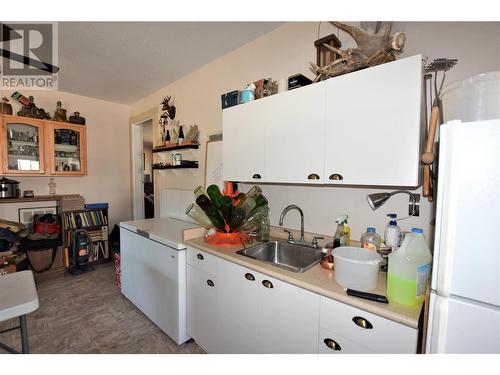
288,73,313,90
152,143,199,153
153,163,199,170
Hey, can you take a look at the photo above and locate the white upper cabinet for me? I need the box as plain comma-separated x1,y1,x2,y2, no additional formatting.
264,83,326,184
223,99,266,182
324,55,422,186
222,55,422,187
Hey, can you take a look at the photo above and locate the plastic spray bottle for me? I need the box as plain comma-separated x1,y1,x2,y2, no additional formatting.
333,215,348,248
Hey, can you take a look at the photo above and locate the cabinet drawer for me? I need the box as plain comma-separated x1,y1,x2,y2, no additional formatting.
320,297,418,353
318,327,375,354
187,247,218,274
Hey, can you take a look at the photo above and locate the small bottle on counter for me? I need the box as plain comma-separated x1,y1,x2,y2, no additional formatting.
384,213,401,250
360,227,381,251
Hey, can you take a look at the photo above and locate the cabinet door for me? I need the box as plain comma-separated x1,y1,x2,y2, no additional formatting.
46,121,87,176
324,55,422,186
187,264,218,353
320,296,418,353
1,115,45,175
216,258,260,353
223,101,266,182
264,83,326,184
318,327,375,354
258,275,320,353
119,229,183,342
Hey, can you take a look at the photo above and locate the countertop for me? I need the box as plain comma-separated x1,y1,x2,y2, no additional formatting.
184,235,423,329
120,217,200,249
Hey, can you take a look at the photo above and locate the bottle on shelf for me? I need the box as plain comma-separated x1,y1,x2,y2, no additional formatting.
165,129,171,143
195,194,226,232
360,227,382,251
387,228,433,306
333,215,348,248
207,184,224,211
178,125,185,145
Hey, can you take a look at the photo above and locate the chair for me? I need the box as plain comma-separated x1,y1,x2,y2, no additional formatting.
0,271,39,353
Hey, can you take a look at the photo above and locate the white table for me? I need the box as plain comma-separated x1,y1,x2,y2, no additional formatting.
0,270,39,354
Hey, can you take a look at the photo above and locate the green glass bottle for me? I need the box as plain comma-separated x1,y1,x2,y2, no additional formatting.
220,195,233,225
229,207,246,232
238,206,269,233
195,194,226,232
207,184,224,211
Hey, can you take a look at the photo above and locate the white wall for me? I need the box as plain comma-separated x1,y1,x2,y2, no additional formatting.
0,89,132,228
130,21,500,242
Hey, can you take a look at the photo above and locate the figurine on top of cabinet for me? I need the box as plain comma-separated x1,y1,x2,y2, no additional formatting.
69,112,86,125
53,101,67,122
16,95,51,119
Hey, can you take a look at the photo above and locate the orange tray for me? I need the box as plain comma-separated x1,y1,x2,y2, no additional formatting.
204,232,251,247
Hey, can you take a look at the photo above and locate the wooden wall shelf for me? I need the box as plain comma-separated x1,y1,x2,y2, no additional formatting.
153,164,199,170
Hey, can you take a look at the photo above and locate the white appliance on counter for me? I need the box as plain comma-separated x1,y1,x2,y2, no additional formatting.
119,217,199,345
426,119,500,353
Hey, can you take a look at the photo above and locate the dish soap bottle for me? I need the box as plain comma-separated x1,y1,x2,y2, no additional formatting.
387,228,433,306
333,215,348,248
384,213,401,250
360,227,381,251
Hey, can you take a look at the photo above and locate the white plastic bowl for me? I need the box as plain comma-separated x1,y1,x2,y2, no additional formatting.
332,246,382,291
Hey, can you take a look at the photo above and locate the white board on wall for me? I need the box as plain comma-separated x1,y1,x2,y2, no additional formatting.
204,140,223,189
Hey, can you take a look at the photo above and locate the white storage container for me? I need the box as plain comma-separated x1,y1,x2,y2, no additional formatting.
332,246,382,291
442,71,500,123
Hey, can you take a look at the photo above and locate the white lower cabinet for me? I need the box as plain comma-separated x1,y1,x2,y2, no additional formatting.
186,265,218,353
318,327,375,354
186,247,418,354
215,259,320,353
319,296,418,353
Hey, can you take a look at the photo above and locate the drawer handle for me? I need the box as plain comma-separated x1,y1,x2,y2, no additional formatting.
352,316,373,329
197,253,204,260
262,280,273,289
244,273,255,281
324,338,341,351
252,173,261,179
206,279,215,287
307,173,320,180
329,173,343,181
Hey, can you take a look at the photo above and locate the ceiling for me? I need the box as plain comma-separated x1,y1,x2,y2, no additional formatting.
57,22,283,105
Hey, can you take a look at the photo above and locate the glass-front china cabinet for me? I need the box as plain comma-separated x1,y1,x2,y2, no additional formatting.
1,116,45,175
47,122,87,176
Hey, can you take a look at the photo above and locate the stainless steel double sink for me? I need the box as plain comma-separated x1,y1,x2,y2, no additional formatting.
237,240,322,273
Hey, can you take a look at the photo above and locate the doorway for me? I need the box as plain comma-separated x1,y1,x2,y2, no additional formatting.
131,118,154,220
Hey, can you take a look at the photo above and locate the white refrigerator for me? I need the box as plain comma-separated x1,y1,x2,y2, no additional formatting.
426,119,500,353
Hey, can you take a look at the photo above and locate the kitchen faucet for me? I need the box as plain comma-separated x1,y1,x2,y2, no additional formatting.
279,205,305,243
